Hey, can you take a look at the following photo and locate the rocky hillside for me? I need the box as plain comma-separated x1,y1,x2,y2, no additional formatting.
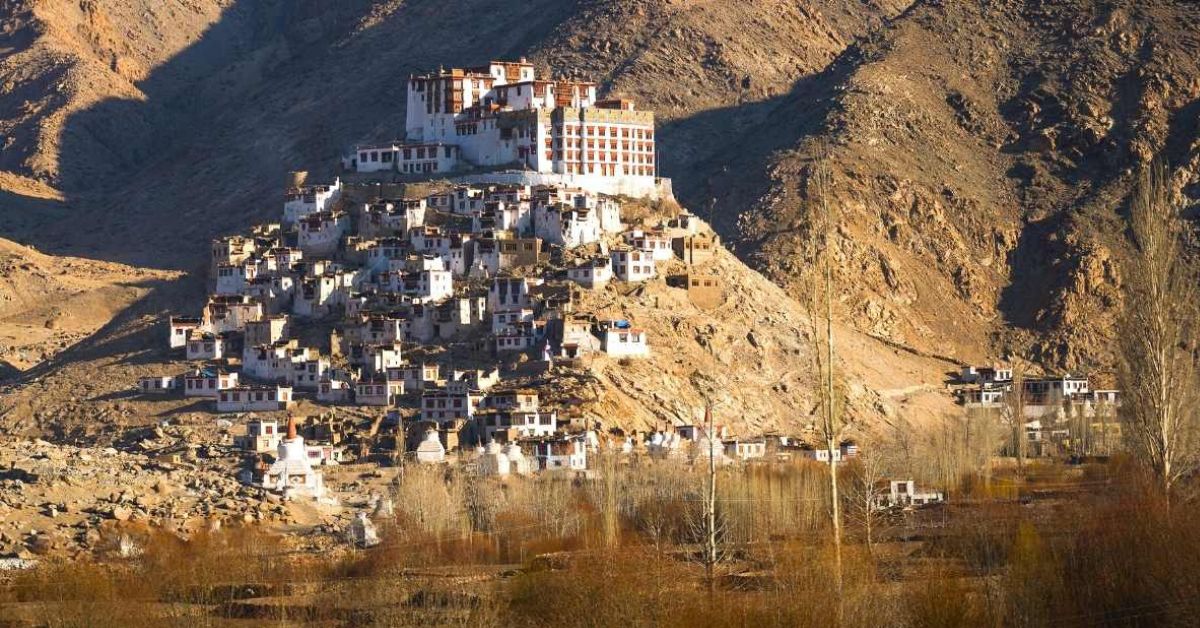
0,236,178,373
703,0,1200,370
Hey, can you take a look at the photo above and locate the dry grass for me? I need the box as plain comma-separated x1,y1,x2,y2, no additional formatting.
4,460,1200,627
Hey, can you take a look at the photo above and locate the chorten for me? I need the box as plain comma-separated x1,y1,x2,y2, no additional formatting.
261,415,326,499
478,441,510,476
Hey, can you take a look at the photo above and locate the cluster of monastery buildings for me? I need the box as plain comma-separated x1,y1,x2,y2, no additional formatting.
144,153,722,495
345,59,664,198
956,365,1122,457
127,58,945,508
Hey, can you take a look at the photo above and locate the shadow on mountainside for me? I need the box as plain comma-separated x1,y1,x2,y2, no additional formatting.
2,0,588,269
661,40,872,248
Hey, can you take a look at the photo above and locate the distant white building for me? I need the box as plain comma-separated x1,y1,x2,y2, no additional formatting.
566,256,612,289
598,320,649,358
488,276,537,311
298,211,350,258
352,143,399,173
533,203,601,248
284,179,342,226
186,333,227,361
882,480,944,507
183,368,239,398
355,377,404,407
531,436,588,471
611,248,656,282
724,439,767,461
236,418,282,453
168,316,202,350
318,378,352,403
627,229,673,262
138,375,178,395
492,308,535,335
403,60,657,197
216,385,294,413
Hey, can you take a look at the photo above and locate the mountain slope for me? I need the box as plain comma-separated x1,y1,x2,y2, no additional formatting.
705,0,1200,369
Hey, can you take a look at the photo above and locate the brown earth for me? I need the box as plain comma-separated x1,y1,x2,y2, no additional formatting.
0,236,178,373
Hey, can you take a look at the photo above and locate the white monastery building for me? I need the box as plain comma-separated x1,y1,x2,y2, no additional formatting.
352,60,662,198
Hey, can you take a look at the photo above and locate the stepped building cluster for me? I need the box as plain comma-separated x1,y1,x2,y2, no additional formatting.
149,147,722,480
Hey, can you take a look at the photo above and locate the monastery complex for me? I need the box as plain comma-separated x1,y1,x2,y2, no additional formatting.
348,59,664,198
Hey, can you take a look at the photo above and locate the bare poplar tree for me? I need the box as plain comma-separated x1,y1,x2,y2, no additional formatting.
1003,362,1027,472
842,447,888,555
703,403,718,600
799,153,845,601
1118,160,1200,499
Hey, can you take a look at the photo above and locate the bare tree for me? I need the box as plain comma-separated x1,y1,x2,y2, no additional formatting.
841,447,888,555
703,403,718,599
799,153,846,603
1003,361,1028,473
1118,160,1200,500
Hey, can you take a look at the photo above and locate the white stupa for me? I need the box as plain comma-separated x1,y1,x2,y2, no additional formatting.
478,441,511,476
647,431,682,459
692,428,732,466
261,416,326,499
415,428,446,464
349,512,380,548
503,442,532,476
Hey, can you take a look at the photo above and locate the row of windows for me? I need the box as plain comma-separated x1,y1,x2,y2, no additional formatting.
424,398,467,409
554,139,654,152
554,150,654,164
555,125,653,139
220,391,282,402
562,164,655,176
359,151,394,163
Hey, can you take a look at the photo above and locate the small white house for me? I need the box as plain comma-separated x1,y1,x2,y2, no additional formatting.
598,320,650,358
355,377,404,407
353,143,399,173
474,410,557,442
216,385,294,413
186,333,227,361
298,211,350,258
532,436,587,471
724,439,767,461
318,378,352,403
883,480,944,507
283,179,341,226
168,317,202,350
183,369,239,398
627,229,674,262
488,276,536,311
235,419,282,453
611,249,656,282
138,375,178,395
567,256,612,289
492,308,535,335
